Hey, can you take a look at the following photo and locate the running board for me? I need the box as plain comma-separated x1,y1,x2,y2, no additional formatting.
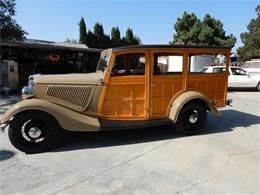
99,118,173,131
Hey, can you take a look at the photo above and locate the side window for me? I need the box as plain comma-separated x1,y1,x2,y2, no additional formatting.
213,67,226,73
154,54,183,75
189,54,226,73
112,53,145,76
129,55,145,75
231,68,247,75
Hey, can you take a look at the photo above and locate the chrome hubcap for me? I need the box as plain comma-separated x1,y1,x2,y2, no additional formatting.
189,110,198,124
21,120,47,142
28,127,42,139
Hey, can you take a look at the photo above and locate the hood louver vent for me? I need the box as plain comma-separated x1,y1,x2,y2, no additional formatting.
46,85,94,109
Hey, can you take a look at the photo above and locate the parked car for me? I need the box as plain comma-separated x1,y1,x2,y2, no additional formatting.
0,45,232,153
243,60,260,75
197,66,260,91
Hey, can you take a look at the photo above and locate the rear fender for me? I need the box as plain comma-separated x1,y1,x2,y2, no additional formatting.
169,91,220,123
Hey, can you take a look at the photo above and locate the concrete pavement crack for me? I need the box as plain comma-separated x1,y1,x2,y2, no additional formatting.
217,149,260,180
174,149,260,195
174,178,211,195
51,139,173,195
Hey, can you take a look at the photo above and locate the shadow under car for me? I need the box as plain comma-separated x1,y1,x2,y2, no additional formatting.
52,109,260,152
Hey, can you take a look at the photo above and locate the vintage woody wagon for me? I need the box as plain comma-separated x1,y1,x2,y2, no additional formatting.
0,45,232,153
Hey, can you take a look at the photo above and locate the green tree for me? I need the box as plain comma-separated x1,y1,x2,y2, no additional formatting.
237,5,260,61
86,31,95,48
200,14,236,47
79,17,87,44
93,22,111,48
111,26,121,47
0,0,27,40
124,28,141,45
172,12,201,45
77,18,142,48
171,12,236,47
125,28,134,44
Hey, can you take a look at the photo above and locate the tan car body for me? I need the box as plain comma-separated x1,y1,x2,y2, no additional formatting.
1,45,230,132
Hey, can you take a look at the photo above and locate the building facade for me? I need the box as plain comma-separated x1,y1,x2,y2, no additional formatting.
0,39,101,94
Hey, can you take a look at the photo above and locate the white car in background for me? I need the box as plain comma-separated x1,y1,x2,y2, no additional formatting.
197,66,260,91
243,60,260,75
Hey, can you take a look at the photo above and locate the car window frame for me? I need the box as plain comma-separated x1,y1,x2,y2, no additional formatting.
231,67,247,76
188,54,227,74
153,52,184,75
111,53,146,76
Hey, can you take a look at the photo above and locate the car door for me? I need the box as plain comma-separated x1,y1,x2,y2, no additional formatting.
150,52,184,118
101,51,148,120
229,67,254,88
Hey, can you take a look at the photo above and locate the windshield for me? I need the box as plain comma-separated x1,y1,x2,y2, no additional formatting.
96,51,111,72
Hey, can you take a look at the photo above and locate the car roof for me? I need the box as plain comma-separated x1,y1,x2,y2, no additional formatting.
112,44,231,51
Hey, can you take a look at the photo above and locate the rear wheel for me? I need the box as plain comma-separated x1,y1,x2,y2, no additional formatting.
8,111,61,153
175,103,207,135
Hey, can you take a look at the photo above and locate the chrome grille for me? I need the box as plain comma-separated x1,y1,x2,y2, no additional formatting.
46,85,94,108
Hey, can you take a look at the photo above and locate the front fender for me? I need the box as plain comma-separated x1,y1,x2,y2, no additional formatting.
169,91,220,123
1,99,100,131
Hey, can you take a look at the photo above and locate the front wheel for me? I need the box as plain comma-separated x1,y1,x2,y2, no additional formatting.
175,103,207,135
8,111,61,153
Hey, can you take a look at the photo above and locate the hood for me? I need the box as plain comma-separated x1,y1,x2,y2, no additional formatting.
34,72,104,85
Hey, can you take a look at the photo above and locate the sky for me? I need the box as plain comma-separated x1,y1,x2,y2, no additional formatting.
15,0,259,51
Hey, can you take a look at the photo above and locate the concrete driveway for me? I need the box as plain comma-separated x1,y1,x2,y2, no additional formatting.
0,92,259,195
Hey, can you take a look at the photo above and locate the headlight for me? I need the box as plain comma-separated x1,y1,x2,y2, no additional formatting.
28,78,35,89
28,74,41,88
22,74,41,97
22,76,35,95
22,86,34,95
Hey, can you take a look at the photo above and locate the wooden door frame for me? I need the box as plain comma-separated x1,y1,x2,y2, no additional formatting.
98,50,149,120
148,49,187,118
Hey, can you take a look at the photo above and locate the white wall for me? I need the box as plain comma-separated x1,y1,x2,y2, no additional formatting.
190,55,215,72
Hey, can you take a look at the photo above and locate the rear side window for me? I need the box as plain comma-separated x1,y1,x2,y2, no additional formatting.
112,53,145,76
189,54,226,73
154,54,183,75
